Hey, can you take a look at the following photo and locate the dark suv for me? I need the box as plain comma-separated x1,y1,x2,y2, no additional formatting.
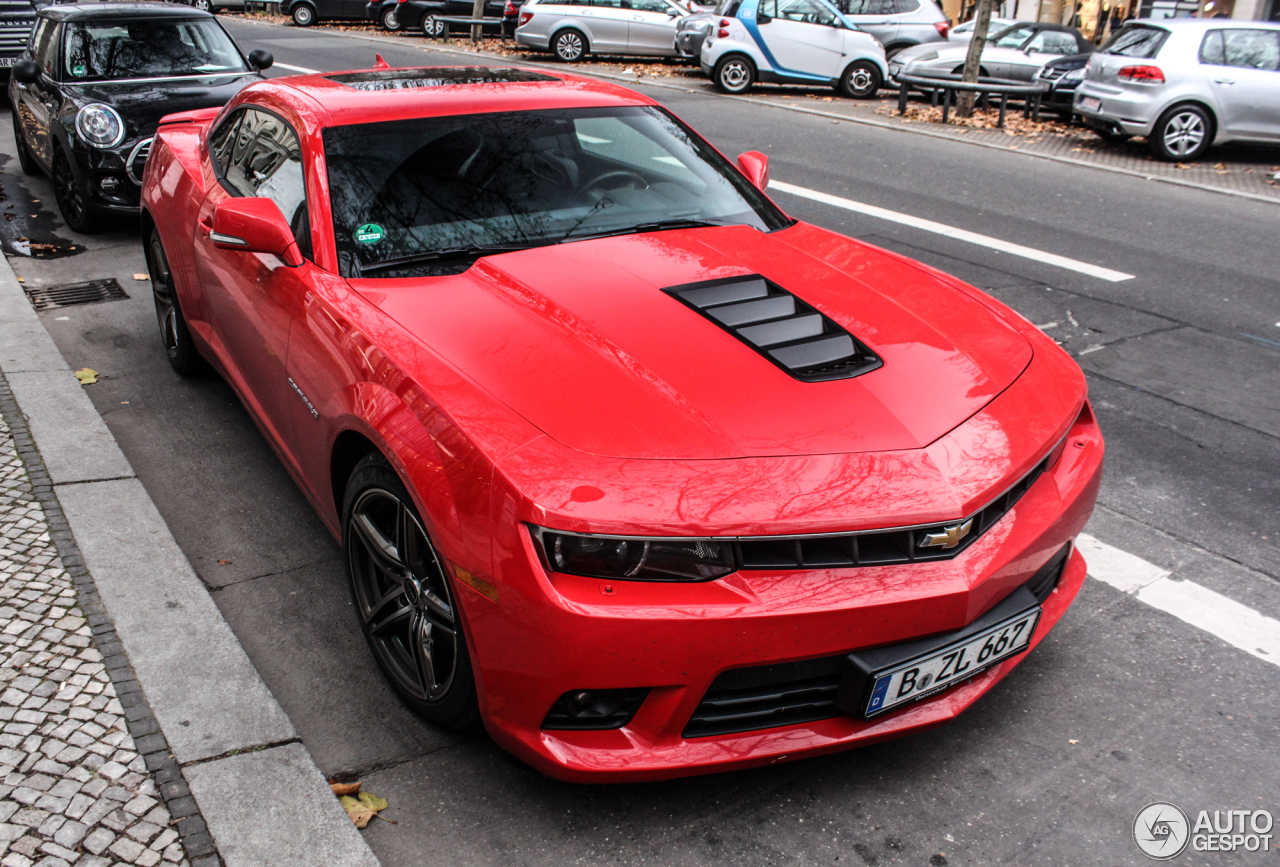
1,0,39,81
8,3,271,232
365,0,515,36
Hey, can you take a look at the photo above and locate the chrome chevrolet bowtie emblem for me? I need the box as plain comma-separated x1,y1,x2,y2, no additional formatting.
919,518,974,549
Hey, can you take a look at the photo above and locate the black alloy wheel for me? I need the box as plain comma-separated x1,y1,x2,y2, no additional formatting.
292,3,315,25
381,6,401,29
148,229,206,376
343,454,479,729
839,60,882,99
53,147,99,234
422,14,447,37
713,54,755,94
552,29,587,62
11,111,38,176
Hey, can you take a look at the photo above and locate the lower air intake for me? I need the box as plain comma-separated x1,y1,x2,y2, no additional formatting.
664,275,882,383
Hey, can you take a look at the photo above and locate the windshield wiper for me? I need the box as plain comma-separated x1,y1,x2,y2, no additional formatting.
359,242,539,274
560,218,728,244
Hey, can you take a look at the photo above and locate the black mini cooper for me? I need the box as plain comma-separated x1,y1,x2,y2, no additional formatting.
7,2,272,232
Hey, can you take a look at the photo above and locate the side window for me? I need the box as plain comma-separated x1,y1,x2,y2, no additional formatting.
776,0,838,25
893,0,919,12
1219,28,1280,71
628,0,669,11
758,0,777,16
222,109,312,259
1028,31,1078,54
1199,29,1225,65
209,111,243,176
31,20,58,76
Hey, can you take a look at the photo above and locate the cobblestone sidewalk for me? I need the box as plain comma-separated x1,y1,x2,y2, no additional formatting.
0,411,190,867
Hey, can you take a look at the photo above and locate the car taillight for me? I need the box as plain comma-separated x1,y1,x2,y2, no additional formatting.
719,17,729,24
504,0,516,13
1118,64,1164,83
519,10,533,23
717,27,729,36
933,20,948,38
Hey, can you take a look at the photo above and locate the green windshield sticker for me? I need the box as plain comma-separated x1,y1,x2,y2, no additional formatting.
354,223,384,244
72,65,86,77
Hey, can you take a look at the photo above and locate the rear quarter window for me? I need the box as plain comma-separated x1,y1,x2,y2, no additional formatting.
1098,25,1169,58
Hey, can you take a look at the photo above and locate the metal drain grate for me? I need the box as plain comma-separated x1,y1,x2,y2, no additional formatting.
25,278,130,311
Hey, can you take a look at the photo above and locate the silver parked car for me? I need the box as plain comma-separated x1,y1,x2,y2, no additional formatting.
891,22,1091,82
835,0,950,58
516,0,692,61
676,0,737,59
948,16,1015,42
1075,19,1280,161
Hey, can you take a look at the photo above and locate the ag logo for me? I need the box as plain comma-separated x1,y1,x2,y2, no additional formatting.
1134,802,1190,860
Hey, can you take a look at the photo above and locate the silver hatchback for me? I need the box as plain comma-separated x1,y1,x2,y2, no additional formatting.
835,0,950,58
1075,19,1280,161
516,0,692,61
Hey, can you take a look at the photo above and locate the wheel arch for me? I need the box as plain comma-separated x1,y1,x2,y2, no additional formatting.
331,428,381,522
551,25,590,49
1156,98,1219,142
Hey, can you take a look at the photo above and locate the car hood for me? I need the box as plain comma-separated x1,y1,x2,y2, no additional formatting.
357,223,1033,460
64,73,259,143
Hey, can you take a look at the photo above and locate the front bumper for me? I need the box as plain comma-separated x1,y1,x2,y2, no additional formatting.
71,139,148,214
466,345,1104,782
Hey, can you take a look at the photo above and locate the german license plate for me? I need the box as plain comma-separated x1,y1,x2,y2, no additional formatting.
0,58,17,68
1079,96,1102,113
864,606,1040,717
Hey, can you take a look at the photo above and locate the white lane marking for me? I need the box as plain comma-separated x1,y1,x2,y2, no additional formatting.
272,62,321,74
768,180,1137,283
1080,533,1280,667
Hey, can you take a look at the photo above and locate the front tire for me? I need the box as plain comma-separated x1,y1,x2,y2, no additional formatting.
148,229,206,377
11,111,38,176
52,147,100,234
380,6,401,30
291,4,315,26
839,60,882,99
343,454,479,730
1148,103,1212,162
422,14,447,37
552,29,587,62
713,54,755,94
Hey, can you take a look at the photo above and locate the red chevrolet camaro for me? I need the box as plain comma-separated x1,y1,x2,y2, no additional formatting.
141,63,1103,782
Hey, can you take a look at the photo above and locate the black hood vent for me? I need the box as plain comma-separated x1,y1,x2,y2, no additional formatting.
664,275,882,383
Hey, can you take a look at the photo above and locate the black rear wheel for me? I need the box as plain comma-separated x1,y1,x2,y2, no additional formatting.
713,54,755,94
1148,103,1212,161
381,6,401,29
839,60,882,99
343,454,479,730
422,14,447,37
552,29,587,62
291,4,315,25
148,229,206,377
53,147,99,234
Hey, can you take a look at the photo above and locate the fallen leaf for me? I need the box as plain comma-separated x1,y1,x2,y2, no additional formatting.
341,795,377,829
74,368,98,385
133,273,150,281
329,780,362,796
1175,163,1191,170
15,277,24,283
217,559,232,566
1214,162,1227,170
359,791,388,812
1069,739,1079,744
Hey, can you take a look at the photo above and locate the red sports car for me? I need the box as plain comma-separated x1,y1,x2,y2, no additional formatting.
141,63,1103,783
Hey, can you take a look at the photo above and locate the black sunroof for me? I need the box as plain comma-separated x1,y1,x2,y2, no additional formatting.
326,67,556,91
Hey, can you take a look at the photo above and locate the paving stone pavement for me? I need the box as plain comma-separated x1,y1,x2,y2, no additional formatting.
0,411,192,867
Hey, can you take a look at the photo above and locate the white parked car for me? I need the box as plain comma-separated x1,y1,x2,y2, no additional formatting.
515,0,693,61
700,0,889,97
1075,19,1280,161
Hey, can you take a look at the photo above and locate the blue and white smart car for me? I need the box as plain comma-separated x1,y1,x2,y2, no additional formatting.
699,0,888,98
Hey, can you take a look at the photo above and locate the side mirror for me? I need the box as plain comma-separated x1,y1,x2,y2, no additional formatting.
13,59,39,85
248,49,274,71
211,197,303,267
737,150,769,191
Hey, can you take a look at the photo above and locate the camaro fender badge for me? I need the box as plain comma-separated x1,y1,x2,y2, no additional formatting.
288,377,319,419
919,518,974,549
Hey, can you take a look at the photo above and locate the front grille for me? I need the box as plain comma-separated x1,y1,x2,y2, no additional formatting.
683,656,843,738
0,31,31,50
664,275,883,383
24,279,129,311
684,544,1072,738
735,453,1051,570
126,138,153,186
1038,67,1066,81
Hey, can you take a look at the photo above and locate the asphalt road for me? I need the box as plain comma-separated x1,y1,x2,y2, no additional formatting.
2,18,1279,866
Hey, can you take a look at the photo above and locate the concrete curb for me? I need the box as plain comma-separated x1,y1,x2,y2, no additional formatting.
0,254,380,866
229,16,1280,209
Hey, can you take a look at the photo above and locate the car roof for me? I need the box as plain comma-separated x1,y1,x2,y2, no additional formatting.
245,65,658,127
39,2,214,21
1121,16,1280,30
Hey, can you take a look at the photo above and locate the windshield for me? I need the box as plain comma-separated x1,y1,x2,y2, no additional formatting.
991,24,1035,48
1098,24,1170,58
63,18,249,82
323,106,792,278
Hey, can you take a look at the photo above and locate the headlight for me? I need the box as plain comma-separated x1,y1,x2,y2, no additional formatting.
1063,67,1085,81
75,104,125,149
531,526,736,582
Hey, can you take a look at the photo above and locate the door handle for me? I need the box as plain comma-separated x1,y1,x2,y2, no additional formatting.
1213,78,1234,84
198,216,214,236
